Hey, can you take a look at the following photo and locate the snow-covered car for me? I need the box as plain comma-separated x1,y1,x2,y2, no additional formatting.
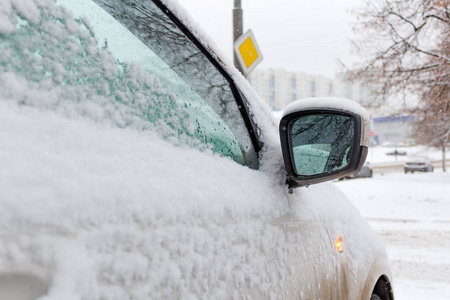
0,0,393,299
404,156,434,173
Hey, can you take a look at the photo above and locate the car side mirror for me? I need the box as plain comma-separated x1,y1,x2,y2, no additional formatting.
279,98,370,188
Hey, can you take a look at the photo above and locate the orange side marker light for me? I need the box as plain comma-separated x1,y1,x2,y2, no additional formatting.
335,235,344,253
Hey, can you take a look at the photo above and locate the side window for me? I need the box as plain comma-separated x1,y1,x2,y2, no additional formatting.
59,0,259,168
0,0,258,168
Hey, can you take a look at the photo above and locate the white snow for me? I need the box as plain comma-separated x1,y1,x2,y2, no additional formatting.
0,99,295,299
366,145,444,165
336,170,450,300
0,0,398,298
0,94,384,299
282,97,370,122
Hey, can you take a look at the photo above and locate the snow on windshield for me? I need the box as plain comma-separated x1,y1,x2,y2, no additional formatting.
1,0,259,166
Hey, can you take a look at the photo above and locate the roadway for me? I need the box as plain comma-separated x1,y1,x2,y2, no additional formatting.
372,159,450,174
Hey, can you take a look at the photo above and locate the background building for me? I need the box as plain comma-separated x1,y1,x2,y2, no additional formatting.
248,68,416,146
248,68,374,111
371,116,414,146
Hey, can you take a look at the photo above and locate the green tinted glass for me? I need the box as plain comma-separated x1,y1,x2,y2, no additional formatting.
88,0,259,168
2,0,258,168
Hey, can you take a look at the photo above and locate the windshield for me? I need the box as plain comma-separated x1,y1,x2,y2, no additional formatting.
1,0,258,168
59,0,258,167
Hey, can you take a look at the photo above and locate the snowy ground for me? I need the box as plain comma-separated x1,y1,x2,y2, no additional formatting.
365,145,445,165
336,169,450,299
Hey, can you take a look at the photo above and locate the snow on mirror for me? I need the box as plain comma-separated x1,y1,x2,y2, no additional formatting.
291,114,354,176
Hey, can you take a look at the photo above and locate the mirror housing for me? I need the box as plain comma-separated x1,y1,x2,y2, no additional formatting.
279,98,370,188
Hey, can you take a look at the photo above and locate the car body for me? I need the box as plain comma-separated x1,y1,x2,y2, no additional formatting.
404,157,434,173
0,0,393,299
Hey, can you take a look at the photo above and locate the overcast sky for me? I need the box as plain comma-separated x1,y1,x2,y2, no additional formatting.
178,0,361,78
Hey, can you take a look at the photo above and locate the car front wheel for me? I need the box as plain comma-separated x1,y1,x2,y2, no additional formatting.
371,276,392,300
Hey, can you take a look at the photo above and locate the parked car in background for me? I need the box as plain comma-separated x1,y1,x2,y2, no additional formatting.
341,161,373,179
386,149,407,156
404,156,434,173
0,0,393,299
356,161,374,178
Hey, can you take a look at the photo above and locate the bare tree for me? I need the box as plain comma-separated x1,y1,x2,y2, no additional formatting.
346,0,450,170
414,81,450,171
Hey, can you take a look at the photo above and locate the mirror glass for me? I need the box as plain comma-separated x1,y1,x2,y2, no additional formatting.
291,114,355,175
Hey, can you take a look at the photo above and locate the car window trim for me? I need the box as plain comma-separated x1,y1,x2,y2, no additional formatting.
152,0,263,155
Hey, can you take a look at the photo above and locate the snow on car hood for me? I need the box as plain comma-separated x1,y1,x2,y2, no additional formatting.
0,100,293,299
0,100,384,299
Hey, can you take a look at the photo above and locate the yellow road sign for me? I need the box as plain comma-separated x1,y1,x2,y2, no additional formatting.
239,37,259,68
234,30,263,76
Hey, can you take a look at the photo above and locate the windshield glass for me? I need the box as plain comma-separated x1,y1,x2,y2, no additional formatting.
1,0,258,168
59,0,258,167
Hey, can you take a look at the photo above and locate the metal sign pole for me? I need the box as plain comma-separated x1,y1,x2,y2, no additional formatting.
233,0,243,73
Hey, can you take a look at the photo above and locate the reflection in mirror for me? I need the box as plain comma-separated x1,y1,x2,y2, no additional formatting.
291,114,355,175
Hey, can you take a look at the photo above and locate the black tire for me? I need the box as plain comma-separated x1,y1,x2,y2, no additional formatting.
369,170,373,177
404,169,408,174
372,276,392,300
